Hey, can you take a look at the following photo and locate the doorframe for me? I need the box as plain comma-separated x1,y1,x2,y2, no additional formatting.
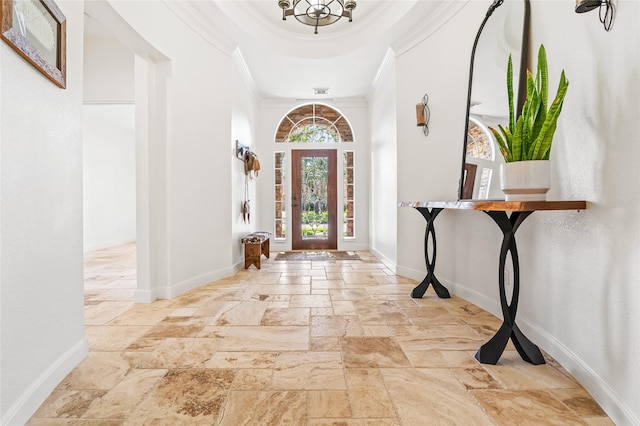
291,149,338,250
85,1,171,303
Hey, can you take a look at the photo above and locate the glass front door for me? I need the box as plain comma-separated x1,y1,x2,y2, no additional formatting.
291,149,337,250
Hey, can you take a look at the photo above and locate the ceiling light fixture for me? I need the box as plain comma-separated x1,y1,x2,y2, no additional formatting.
278,0,357,34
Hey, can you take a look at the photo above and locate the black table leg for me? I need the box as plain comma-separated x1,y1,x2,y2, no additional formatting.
475,210,545,365
411,208,450,299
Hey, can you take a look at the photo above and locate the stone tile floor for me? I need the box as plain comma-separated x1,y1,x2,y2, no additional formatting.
28,243,612,425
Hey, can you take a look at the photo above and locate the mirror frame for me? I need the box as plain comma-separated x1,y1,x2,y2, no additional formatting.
457,0,530,200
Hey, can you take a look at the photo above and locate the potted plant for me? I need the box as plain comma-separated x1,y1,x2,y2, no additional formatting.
491,44,569,201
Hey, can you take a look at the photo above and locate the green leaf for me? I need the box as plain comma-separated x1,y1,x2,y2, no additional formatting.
495,44,568,163
507,54,515,131
537,45,549,112
531,46,548,144
530,70,569,159
527,90,544,158
512,118,524,161
491,127,511,162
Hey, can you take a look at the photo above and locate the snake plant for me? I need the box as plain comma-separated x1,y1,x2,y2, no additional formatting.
491,45,569,162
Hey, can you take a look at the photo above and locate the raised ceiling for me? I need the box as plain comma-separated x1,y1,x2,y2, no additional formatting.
208,0,449,100
86,1,464,101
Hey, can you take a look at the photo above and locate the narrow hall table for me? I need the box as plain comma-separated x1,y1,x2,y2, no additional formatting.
399,200,587,365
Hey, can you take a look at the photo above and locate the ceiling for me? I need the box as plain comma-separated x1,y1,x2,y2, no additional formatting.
85,0,456,101
207,0,449,100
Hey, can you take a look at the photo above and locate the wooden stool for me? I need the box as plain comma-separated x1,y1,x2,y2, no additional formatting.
241,232,271,269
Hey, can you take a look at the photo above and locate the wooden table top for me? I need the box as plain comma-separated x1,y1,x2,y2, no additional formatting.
398,200,587,212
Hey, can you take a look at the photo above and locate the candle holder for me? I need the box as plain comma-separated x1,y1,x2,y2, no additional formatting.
416,94,430,137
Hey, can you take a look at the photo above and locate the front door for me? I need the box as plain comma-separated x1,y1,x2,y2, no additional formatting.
291,149,337,250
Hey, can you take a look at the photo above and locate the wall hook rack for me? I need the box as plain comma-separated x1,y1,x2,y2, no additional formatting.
236,140,249,160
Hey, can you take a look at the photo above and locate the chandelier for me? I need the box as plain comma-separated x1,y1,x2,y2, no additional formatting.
278,0,357,34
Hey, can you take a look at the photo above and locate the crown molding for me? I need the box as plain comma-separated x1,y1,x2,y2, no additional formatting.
391,0,470,57
163,1,236,56
213,0,418,59
368,47,397,99
259,97,368,110
233,48,261,104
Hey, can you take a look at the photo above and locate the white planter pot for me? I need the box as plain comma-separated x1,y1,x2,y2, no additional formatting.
500,160,551,201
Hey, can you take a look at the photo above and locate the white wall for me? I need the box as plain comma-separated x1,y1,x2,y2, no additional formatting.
395,2,483,275
84,37,135,103
392,1,640,424
82,104,136,251
83,34,136,252
231,50,259,268
105,1,236,298
256,100,371,252
0,1,87,423
369,51,398,267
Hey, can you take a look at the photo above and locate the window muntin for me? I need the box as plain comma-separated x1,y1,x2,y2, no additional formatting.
274,104,356,242
466,116,498,199
289,119,339,143
466,116,495,160
343,151,355,238
275,104,353,143
274,152,286,239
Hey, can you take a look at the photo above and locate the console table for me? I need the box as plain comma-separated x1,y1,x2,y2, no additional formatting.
399,200,586,365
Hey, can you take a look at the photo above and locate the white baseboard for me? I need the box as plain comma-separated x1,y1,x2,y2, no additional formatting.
155,266,236,300
440,278,638,426
133,288,157,304
395,264,425,283
369,246,396,272
133,266,239,303
1,338,89,425
442,278,502,318
232,258,244,273
340,242,369,251
516,318,639,426
83,238,136,253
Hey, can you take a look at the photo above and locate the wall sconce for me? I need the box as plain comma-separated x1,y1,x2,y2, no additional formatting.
415,94,430,137
575,0,615,31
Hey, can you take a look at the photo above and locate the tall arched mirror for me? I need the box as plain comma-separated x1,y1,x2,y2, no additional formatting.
458,0,530,200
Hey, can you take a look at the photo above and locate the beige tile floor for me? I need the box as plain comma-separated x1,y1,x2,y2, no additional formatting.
29,243,612,425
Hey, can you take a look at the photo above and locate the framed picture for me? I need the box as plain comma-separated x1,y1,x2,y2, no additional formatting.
0,0,66,88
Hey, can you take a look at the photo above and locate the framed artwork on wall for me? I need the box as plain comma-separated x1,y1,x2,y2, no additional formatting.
0,0,66,88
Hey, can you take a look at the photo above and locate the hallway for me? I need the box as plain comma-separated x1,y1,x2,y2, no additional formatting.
28,244,611,424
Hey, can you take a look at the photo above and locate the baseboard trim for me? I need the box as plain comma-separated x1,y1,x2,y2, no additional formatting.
395,264,424,283
439,278,638,426
527,322,638,425
134,288,158,304
1,337,89,425
339,243,369,251
369,246,396,272
156,266,236,299
232,258,244,273
83,239,135,253
134,264,242,303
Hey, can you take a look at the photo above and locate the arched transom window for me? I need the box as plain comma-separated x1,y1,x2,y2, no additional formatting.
273,104,356,242
466,116,495,161
275,104,354,143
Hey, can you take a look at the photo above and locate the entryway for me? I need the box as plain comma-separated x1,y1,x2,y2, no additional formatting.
291,149,337,250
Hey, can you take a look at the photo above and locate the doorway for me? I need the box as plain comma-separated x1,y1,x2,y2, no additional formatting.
291,149,338,250
84,1,170,303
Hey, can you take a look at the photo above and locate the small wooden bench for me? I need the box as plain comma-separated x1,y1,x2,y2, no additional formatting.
241,231,271,269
